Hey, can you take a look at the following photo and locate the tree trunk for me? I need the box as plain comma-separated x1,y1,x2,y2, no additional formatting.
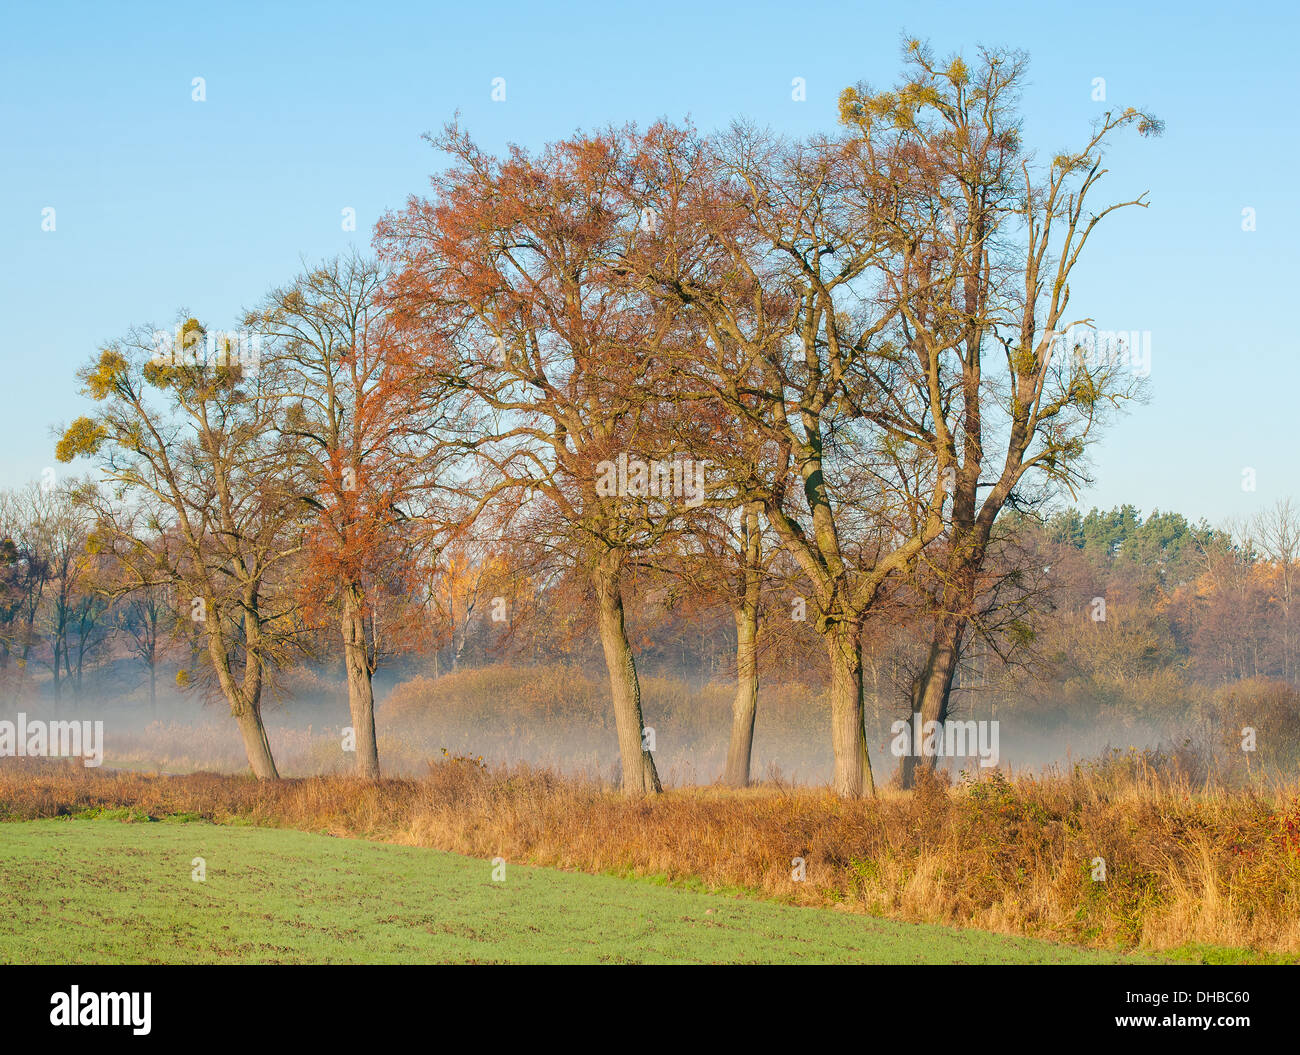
234,702,279,780
827,619,873,798
207,620,279,780
723,503,763,787
341,583,381,778
901,616,963,789
723,607,759,787
593,554,661,796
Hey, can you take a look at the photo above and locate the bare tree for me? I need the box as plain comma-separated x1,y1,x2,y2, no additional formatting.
623,122,951,797
1250,499,1300,681
836,43,1160,785
57,318,310,778
113,575,174,716
20,482,108,708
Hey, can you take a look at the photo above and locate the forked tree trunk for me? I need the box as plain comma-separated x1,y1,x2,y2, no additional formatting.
208,620,280,780
723,606,759,787
593,554,661,796
341,583,381,778
827,618,874,798
901,615,964,789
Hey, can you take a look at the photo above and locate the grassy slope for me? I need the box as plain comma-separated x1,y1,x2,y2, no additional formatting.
0,818,1142,964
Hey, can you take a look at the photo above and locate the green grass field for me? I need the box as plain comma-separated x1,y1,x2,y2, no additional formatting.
0,817,1145,964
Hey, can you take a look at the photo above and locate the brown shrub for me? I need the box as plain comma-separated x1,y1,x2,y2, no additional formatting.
1207,678,1300,775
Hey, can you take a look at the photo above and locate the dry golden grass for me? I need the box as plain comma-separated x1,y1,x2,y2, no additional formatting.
2,753,1298,959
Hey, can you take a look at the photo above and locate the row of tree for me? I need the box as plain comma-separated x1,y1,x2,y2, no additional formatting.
7,486,1295,735
0,480,519,712
1,484,132,703
47,44,1164,796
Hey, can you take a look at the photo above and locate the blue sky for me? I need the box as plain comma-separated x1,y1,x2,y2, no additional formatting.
2,0,1295,526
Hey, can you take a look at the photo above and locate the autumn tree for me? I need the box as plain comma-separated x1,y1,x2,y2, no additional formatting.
380,125,704,795
426,541,513,673
248,255,447,778
7,480,110,707
0,485,54,701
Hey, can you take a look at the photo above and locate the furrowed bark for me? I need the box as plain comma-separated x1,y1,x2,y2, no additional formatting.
827,618,874,798
341,582,381,779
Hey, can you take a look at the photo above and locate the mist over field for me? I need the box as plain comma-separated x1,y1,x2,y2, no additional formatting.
0,656,1239,786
